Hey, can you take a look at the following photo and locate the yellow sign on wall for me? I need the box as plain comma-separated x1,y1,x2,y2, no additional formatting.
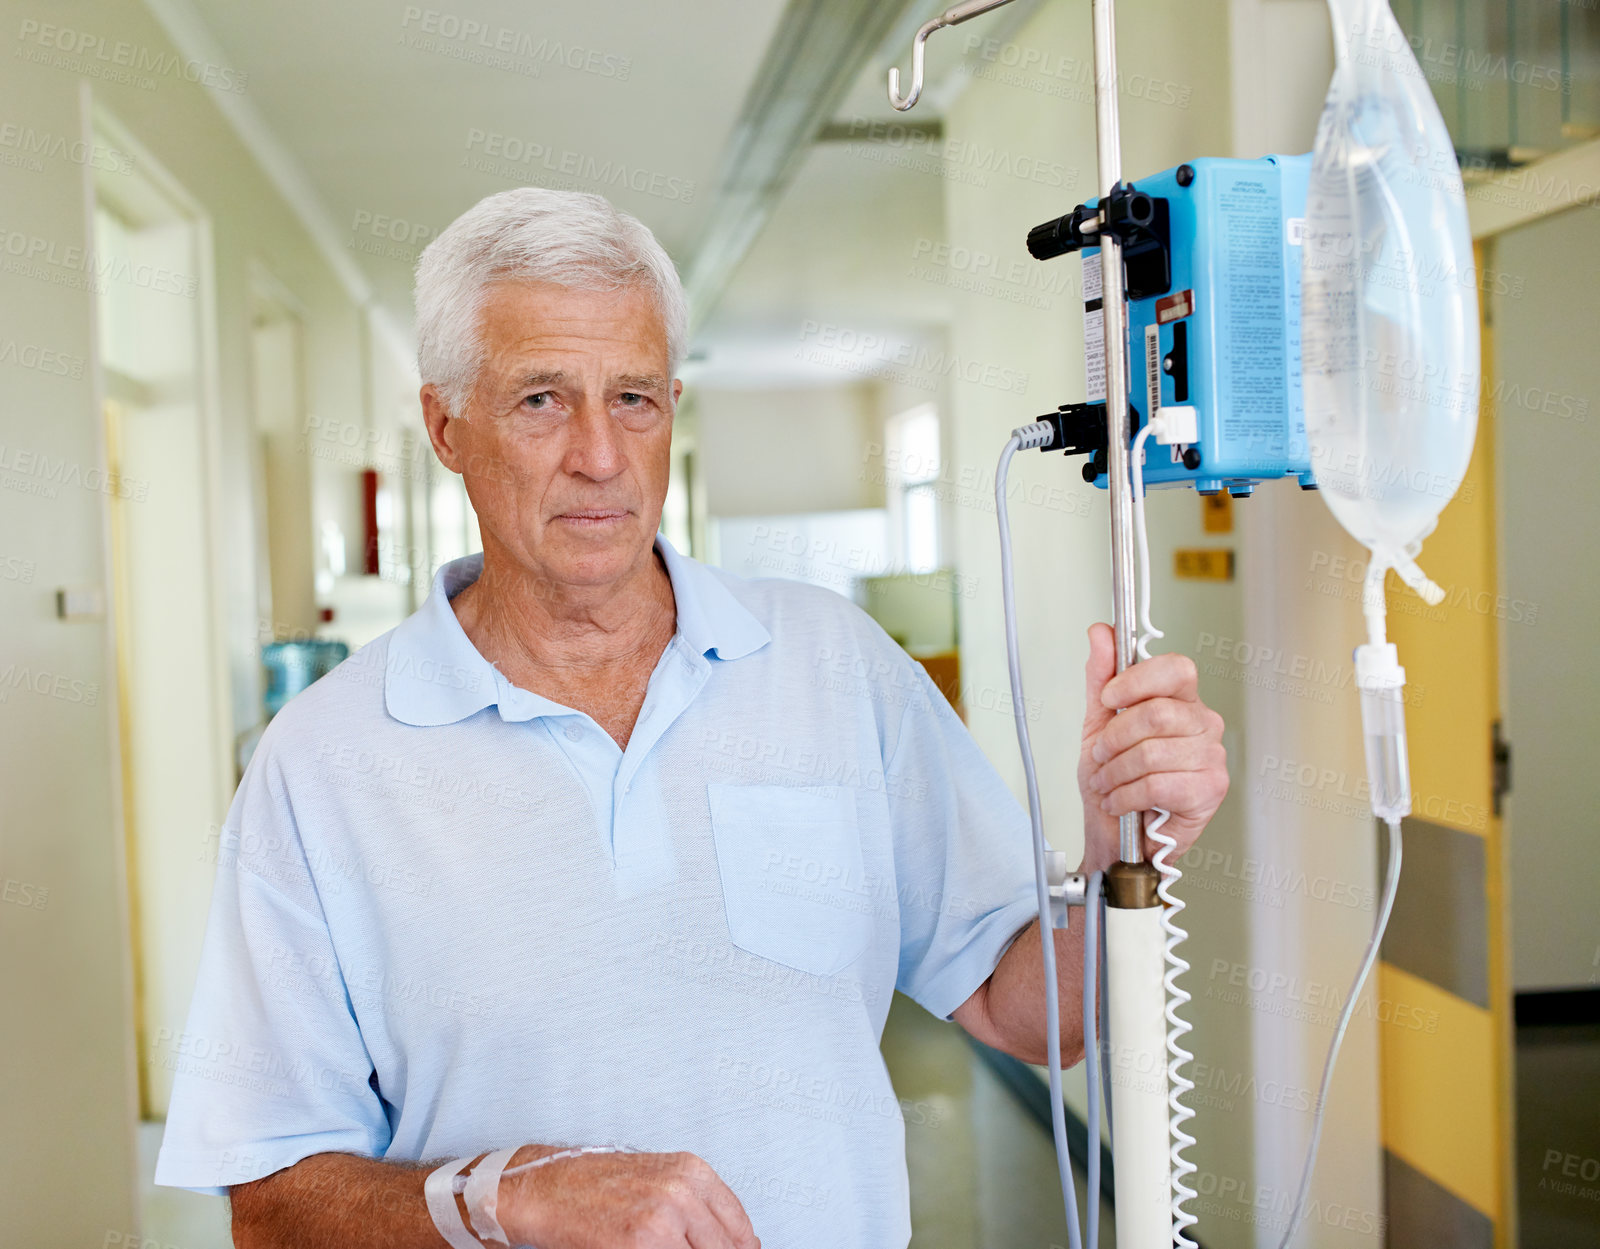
1173,548,1233,581
1201,492,1233,534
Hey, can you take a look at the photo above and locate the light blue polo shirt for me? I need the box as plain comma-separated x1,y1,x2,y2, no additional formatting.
155,536,1039,1248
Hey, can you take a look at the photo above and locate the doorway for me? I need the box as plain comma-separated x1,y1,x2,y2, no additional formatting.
93,122,231,1126
1490,201,1600,1249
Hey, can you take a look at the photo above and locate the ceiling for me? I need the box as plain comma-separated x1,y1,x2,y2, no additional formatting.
181,0,788,309
160,0,1042,389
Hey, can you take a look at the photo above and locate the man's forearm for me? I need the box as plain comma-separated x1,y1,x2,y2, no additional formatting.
976,918,1089,1068
232,1148,523,1249
231,1144,760,1249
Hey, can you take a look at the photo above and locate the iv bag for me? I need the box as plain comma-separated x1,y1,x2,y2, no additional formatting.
1301,0,1479,567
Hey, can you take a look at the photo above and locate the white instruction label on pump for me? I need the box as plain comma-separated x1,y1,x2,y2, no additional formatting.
1083,252,1105,404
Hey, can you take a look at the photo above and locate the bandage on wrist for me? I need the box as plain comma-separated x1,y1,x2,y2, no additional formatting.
423,1155,481,1249
426,1145,634,1248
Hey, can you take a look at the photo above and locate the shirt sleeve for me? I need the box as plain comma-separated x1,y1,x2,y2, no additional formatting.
153,743,390,1194
886,664,1041,1021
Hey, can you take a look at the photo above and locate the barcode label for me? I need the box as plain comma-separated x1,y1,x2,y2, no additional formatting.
1145,323,1161,423
1084,253,1105,403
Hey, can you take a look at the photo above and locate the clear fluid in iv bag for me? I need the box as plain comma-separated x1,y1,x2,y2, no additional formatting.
1301,0,1479,561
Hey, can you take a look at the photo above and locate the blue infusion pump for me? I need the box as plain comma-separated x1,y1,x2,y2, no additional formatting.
1027,153,1317,497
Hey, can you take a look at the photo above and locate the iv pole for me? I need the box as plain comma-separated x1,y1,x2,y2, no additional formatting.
891,3,1173,1246
1082,1,1173,1243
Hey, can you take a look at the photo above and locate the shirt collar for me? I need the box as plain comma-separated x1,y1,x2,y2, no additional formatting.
383,535,770,728
655,533,770,663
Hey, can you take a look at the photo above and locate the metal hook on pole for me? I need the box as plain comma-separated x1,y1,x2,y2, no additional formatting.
887,0,1020,111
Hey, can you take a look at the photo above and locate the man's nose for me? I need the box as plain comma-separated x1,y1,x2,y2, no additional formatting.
562,398,626,482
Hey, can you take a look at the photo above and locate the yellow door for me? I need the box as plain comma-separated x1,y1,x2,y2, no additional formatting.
1377,239,1513,1249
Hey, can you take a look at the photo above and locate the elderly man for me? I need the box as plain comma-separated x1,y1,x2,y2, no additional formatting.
156,188,1227,1248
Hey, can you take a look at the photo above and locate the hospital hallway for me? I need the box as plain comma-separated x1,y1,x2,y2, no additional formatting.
7,1,1600,1246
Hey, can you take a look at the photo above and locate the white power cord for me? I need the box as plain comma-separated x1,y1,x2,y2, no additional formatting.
1129,420,1198,1248
1002,405,1411,1249
1134,417,1409,1249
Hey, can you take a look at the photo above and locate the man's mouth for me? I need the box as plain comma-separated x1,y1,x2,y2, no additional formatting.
555,508,630,525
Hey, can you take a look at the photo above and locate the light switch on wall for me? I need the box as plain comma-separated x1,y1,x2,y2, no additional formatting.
56,586,106,620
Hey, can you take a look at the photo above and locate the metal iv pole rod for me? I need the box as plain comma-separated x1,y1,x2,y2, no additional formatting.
1089,2,1172,1245
1089,0,1144,869
889,8,1175,1244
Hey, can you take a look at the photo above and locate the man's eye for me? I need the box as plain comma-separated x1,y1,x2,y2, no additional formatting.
523,392,552,409
618,392,645,406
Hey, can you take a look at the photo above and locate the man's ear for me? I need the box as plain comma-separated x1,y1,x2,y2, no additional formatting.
420,384,463,474
672,378,683,406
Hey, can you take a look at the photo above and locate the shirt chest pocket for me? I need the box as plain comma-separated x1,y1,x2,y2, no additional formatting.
706,783,875,978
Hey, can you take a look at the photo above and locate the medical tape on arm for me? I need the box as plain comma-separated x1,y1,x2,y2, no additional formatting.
461,1146,520,1246
424,1155,482,1249
428,1143,633,1248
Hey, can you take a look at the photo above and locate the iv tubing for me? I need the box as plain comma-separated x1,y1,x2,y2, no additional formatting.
1278,551,1411,1245
1273,817,1403,1248
1099,898,1113,1143
1084,869,1105,1249
996,427,1085,1249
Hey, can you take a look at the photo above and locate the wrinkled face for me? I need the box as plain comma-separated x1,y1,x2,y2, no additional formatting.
422,281,679,594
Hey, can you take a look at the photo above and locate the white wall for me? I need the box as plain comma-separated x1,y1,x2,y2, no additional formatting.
1493,204,1600,991
1230,3,1386,1246
695,381,887,517
0,0,416,1239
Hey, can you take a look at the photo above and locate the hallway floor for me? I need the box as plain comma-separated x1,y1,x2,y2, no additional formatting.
1514,1018,1600,1248
882,992,1114,1249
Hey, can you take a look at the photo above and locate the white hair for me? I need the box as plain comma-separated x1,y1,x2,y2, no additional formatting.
414,187,687,416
